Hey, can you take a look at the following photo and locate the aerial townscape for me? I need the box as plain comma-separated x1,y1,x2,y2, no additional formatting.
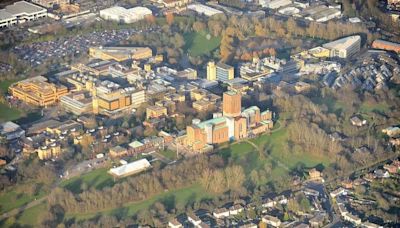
0,0,399,227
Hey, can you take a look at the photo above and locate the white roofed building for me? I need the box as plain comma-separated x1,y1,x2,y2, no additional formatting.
108,158,151,178
187,4,223,17
323,35,361,59
0,1,47,28
100,6,152,24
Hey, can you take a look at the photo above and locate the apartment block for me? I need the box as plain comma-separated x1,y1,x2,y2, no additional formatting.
37,143,61,160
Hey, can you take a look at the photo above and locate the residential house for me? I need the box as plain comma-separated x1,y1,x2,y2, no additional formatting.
350,116,367,127
109,146,128,158
343,213,362,226
262,215,282,227
213,207,230,219
187,213,201,226
229,204,244,216
168,219,183,228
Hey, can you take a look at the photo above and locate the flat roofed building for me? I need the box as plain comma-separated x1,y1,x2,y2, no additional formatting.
223,91,241,118
131,89,146,108
161,0,192,8
187,4,223,17
94,89,132,116
193,100,215,112
260,0,292,9
10,76,68,107
60,91,93,115
0,121,25,140
323,35,361,59
216,62,234,82
146,105,167,119
89,46,153,62
207,61,217,81
32,0,70,8
108,158,151,178
0,1,47,28
307,7,341,22
100,6,152,24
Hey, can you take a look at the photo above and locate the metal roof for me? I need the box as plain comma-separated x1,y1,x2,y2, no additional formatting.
5,1,45,15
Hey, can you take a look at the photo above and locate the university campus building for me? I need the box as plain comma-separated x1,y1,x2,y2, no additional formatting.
185,91,273,152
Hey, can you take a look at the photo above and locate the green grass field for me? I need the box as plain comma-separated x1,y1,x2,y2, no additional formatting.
160,149,177,160
0,102,23,122
66,183,213,222
1,202,47,227
359,101,390,114
0,79,24,121
0,79,19,93
60,168,114,194
184,31,221,57
0,184,46,214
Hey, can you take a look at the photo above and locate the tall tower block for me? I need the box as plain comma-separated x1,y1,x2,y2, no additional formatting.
223,91,241,117
207,61,216,81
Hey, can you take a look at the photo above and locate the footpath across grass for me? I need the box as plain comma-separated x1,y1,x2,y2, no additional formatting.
65,183,213,222
1,201,47,227
0,184,46,214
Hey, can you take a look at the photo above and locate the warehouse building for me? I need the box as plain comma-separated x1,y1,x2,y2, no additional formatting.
187,4,223,17
108,158,151,178
99,6,152,24
323,35,361,59
260,0,292,9
0,1,47,28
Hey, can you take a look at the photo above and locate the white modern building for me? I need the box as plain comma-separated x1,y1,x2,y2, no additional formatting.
0,1,47,28
187,4,223,17
108,158,151,178
323,35,361,59
99,6,152,24
260,0,292,9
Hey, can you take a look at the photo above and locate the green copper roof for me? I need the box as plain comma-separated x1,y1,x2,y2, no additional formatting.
196,117,227,129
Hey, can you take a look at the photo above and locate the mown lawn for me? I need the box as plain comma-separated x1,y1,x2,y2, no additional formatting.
0,79,24,122
184,31,221,57
0,102,23,122
0,79,19,93
160,149,177,160
60,168,114,194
